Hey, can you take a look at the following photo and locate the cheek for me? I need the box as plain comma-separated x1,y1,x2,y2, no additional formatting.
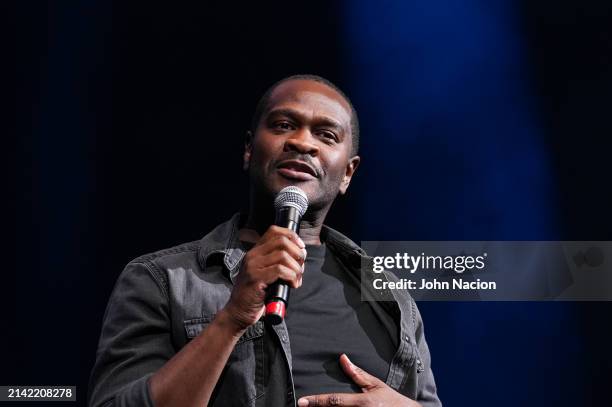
321,152,349,181
252,134,283,160
249,139,276,170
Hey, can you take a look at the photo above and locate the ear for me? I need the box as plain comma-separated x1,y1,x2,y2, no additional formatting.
339,155,360,195
243,131,253,171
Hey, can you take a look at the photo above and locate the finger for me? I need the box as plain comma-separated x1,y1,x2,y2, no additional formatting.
256,235,307,264
270,239,307,266
260,264,301,288
339,354,383,390
262,226,305,249
297,392,363,407
259,250,304,276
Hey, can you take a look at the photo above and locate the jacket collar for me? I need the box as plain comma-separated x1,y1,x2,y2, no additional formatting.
197,212,368,283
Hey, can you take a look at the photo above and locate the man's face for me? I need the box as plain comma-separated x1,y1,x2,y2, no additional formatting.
244,79,360,210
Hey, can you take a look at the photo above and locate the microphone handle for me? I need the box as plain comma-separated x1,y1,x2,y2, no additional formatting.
275,206,301,233
265,206,301,325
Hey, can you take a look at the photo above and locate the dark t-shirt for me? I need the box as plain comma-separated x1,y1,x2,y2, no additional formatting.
285,243,398,399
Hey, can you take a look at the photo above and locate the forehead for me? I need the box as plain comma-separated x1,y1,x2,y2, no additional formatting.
265,79,352,127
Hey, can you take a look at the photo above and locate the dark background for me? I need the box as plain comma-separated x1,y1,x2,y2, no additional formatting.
10,1,612,406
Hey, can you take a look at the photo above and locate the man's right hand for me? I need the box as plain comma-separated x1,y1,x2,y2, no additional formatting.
150,225,305,407
223,225,306,330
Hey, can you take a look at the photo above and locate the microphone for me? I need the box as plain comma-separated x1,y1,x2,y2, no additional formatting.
265,186,309,325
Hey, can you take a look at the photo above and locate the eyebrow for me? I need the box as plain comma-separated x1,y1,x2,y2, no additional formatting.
266,108,346,134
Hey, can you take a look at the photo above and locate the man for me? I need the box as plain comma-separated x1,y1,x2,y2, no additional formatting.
88,75,441,407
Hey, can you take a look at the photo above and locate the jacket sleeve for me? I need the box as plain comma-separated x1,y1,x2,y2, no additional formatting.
413,298,442,407
88,261,173,407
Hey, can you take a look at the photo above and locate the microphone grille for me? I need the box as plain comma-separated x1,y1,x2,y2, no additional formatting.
274,186,309,217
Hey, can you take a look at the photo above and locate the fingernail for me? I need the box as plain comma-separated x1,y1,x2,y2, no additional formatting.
298,398,309,407
298,237,305,248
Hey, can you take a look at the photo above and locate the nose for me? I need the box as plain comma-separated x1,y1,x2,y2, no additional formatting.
284,129,320,156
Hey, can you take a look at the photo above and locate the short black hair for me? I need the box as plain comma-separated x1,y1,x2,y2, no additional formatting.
250,74,360,156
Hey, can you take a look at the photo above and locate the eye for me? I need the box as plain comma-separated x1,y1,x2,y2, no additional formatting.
317,130,338,143
273,121,295,131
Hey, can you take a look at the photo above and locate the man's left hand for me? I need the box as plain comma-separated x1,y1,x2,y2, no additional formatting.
297,354,421,407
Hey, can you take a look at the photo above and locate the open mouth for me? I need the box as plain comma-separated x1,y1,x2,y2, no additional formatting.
276,160,318,181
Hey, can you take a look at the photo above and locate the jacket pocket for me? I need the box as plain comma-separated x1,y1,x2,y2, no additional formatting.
184,316,215,338
183,317,265,406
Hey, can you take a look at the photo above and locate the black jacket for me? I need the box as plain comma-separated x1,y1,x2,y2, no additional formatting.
88,213,441,406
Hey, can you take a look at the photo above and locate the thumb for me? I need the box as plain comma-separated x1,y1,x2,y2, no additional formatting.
339,354,383,391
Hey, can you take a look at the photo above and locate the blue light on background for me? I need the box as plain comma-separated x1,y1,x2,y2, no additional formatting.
342,1,585,405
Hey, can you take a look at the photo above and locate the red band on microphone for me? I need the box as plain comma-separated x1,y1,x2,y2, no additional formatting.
266,301,286,319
